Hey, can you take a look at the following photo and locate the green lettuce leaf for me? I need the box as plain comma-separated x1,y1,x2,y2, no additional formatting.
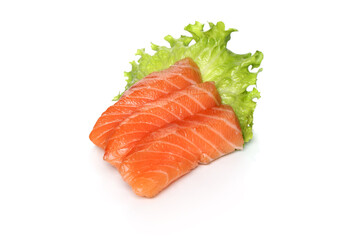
114,21,263,143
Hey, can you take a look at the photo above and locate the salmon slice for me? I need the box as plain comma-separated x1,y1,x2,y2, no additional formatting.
89,57,202,149
119,105,244,197
104,82,222,168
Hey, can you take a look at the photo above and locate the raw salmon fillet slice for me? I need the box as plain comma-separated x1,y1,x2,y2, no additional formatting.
119,105,244,198
89,57,202,149
104,82,222,168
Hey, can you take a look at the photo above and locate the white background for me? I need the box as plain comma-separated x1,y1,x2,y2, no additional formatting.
1,0,346,239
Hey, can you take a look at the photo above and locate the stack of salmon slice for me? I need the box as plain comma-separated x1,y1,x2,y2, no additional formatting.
90,58,244,197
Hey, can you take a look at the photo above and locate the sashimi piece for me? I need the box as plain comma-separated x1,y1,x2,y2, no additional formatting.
104,82,222,168
89,57,202,149
119,105,244,198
